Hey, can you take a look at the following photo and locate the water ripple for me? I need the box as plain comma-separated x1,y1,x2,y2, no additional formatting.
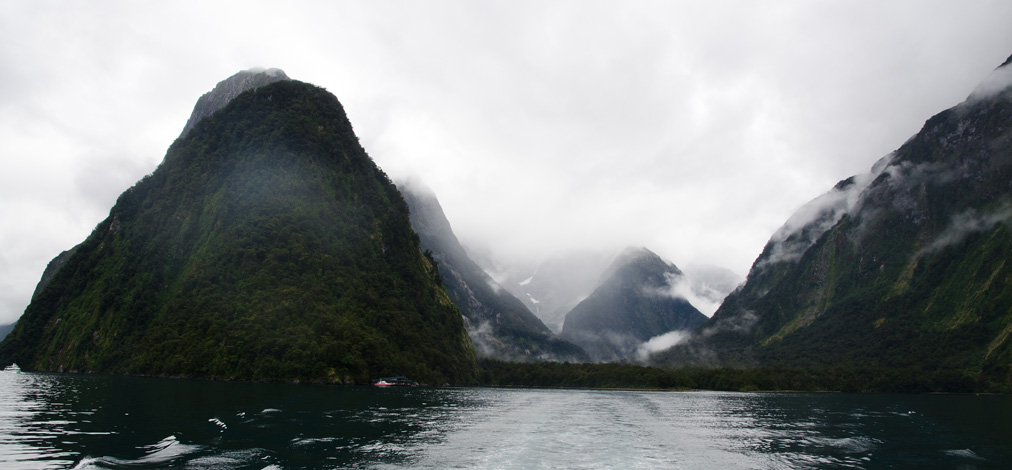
1,373,1011,469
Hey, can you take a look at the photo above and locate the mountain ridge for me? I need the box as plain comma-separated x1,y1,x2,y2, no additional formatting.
178,68,290,139
562,247,707,362
654,52,1012,387
398,179,588,362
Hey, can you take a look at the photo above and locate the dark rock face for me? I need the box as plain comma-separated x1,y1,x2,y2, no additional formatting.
656,54,1012,387
561,247,707,362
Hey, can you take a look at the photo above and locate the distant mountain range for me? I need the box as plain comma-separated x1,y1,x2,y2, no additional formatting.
654,53,1012,388
487,250,740,333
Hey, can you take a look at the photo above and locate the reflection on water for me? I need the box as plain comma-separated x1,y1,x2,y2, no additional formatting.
0,369,1010,469
0,370,101,468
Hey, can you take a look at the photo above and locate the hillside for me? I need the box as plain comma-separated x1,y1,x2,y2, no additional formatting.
0,73,477,384
30,246,79,300
655,53,1012,387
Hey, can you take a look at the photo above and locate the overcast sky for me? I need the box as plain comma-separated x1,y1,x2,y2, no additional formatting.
1,1,1011,324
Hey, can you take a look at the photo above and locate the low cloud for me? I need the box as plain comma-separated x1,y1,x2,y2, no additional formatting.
653,273,726,317
644,308,760,367
966,61,1012,103
4,2,1012,328
634,330,688,361
483,276,505,295
922,204,1012,255
757,153,895,268
463,319,504,359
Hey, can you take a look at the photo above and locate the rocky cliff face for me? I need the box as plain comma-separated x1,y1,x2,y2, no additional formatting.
178,68,290,139
655,53,1012,387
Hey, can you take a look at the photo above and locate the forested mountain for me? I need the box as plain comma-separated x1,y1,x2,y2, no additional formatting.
0,71,477,384
655,54,1012,388
398,180,588,362
561,247,707,362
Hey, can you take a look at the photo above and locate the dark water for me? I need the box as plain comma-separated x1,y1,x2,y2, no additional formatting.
1,370,1010,469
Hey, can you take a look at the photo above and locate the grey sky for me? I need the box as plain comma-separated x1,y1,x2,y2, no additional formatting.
1,1,1011,324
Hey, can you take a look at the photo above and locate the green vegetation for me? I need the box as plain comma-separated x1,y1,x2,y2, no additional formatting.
478,359,1002,393
0,80,476,385
655,59,1012,390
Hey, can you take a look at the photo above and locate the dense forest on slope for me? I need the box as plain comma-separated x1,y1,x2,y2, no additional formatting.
0,80,476,384
655,53,1012,389
477,360,993,393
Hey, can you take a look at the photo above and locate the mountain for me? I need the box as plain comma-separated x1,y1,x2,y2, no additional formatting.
397,179,588,362
655,53,1012,386
0,70,477,384
492,251,614,333
0,323,13,342
178,67,290,139
561,247,708,362
30,245,79,300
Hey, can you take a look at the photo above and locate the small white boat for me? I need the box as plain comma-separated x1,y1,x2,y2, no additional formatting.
3,363,20,373
372,376,417,387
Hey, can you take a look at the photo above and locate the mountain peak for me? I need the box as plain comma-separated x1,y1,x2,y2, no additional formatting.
966,55,1012,103
599,246,682,288
561,246,706,362
614,246,658,263
178,68,291,139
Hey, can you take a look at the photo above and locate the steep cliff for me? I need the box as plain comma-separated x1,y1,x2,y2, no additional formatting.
1,76,477,384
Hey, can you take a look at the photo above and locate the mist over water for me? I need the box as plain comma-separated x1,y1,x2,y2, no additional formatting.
1,370,1010,469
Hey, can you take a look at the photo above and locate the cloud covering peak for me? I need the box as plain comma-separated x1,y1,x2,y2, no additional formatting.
966,58,1012,103
1,2,1011,325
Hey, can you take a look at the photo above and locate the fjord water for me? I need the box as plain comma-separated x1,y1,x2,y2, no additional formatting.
1,371,1010,469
